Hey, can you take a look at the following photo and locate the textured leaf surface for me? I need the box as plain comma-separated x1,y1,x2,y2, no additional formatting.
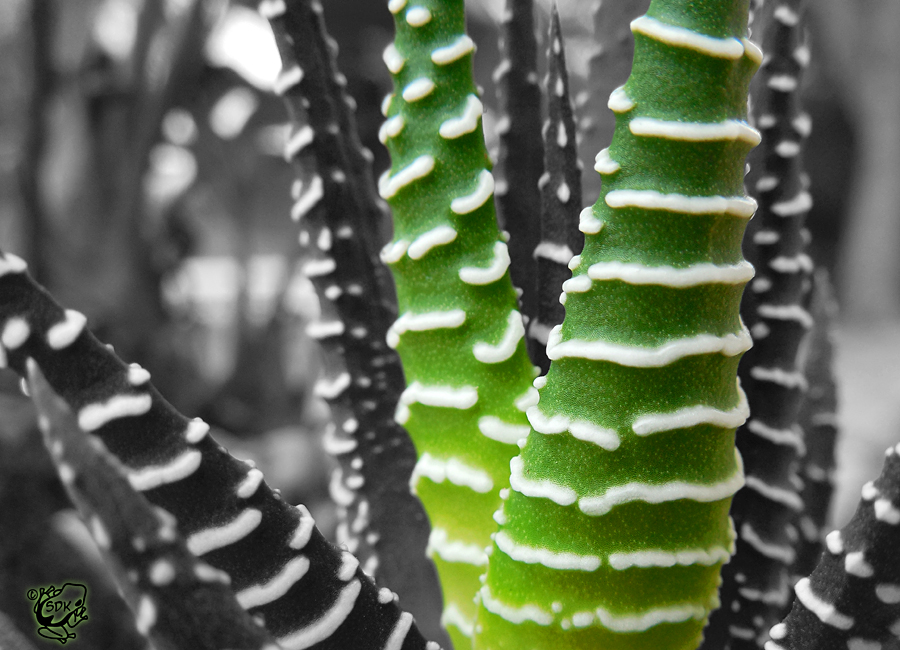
262,1,445,642
378,0,537,645
28,360,280,650
767,447,900,650
0,251,434,650
706,1,815,645
476,1,759,647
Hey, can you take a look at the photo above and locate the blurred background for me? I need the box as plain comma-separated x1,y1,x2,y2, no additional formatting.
0,0,898,645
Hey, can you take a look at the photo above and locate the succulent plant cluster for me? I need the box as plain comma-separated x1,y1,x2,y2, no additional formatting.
2,1,898,650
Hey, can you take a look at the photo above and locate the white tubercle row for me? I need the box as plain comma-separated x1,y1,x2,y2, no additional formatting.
749,366,808,390
757,303,814,329
768,75,798,92
329,467,355,506
395,381,478,423
317,228,333,252
771,191,812,216
630,15,748,60
408,225,458,259
128,363,151,386
337,551,359,581
579,451,744,515
431,35,475,65
607,86,635,113
478,416,530,445
738,582,792,607
793,112,812,137
1,317,30,350
875,498,900,524
378,155,435,199
135,596,155,634
451,169,494,214
534,242,574,266
752,278,773,296
306,318,345,342
384,613,414,650
302,257,336,278
402,77,435,102
411,452,493,493
510,456,577,506
492,58,511,84
314,372,351,399
526,406,620,451
794,577,853,630
378,115,405,144
388,0,407,14
473,309,525,364
400,381,478,409
773,4,800,26
545,324,752,367
579,207,604,234
496,528,731,571
381,43,406,74
594,148,620,174
555,122,569,148
494,530,601,571
587,260,754,287
769,253,813,274
47,310,87,350
236,555,310,610
746,419,804,453
387,309,466,348
427,527,488,565
459,241,510,285
289,505,316,550
479,585,553,625
285,125,314,161
562,275,591,293
381,93,394,117
876,584,900,604
440,94,483,139
380,239,409,264
186,508,263,556
442,604,474,639
572,601,711,633
510,449,744,515
740,522,795,564
291,176,324,221
405,6,431,27
185,418,210,443
744,475,803,511
844,551,873,578
78,394,153,432
479,585,713,633
237,468,264,498
631,382,748,435
273,65,303,95
629,117,761,145
756,176,779,192
276,579,361,650
608,545,732,570
128,449,202,491
606,189,757,218
775,140,801,158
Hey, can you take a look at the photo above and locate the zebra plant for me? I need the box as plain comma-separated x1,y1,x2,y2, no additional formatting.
1,0,895,649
